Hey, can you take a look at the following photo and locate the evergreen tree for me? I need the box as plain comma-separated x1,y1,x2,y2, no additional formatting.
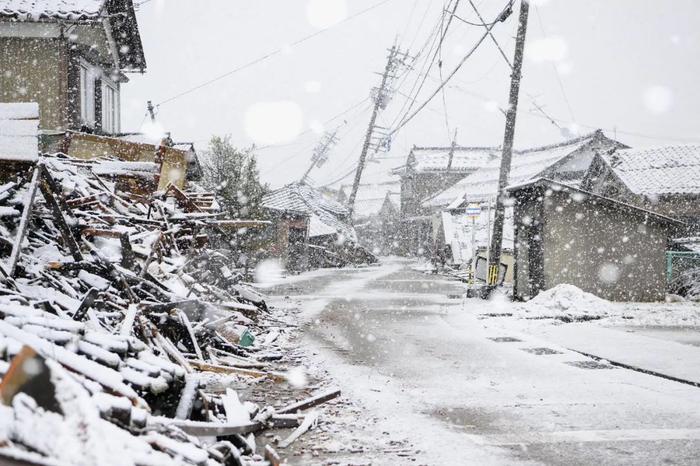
201,136,268,218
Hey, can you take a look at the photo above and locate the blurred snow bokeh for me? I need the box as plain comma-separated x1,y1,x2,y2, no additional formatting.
244,100,303,145
643,85,673,114
254,259,284,286
306,0,348,29
140,119,167,143
526,36,568,63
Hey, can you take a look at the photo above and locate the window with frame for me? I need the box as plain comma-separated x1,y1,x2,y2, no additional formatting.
102,81,120,134
79,64,96,127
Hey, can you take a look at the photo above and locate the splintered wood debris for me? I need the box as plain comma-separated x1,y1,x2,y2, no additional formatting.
0,155,340,465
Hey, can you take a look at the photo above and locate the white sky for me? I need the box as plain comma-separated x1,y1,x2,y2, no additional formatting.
122,0,700,189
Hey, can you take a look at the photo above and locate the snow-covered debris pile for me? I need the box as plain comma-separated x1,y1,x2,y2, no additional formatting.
517,284,612,321
0,155,340,465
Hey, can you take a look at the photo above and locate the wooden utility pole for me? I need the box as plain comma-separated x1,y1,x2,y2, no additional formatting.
347,45,399,218
486,0,530,290
147,100,156,122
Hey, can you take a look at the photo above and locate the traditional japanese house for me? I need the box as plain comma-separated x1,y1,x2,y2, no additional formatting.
422,130,626,267
509,179,682,302
0,0,146,149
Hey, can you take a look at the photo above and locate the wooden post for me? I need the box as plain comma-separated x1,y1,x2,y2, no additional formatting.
6,167,40,276
486,0,529,290
38,165,84,262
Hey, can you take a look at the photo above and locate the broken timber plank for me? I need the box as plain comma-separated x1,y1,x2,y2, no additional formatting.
38,165,83,262
149,417,263,436
72,288,100,322
186,360,281,380
6,167,40,277
264,445,282,466
175,373,200,420
178,310,204,361
277,388,341,414
278,411,319,448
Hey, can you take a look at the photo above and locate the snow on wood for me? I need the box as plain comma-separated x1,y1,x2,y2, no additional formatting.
0,320,142,404
0,103,39,162
278,410,319,448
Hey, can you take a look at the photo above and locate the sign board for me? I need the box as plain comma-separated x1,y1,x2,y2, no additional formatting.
475,256,507,285
465,203,481,219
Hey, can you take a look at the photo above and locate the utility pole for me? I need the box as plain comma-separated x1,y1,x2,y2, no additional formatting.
446,128,459,171
301,129,339,184
486,0,530,290
147,100,156,122
347,44,405,218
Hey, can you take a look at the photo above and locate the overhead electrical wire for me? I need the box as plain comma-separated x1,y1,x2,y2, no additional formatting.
391,0,462,131
389,0,515,138
154,0,397,107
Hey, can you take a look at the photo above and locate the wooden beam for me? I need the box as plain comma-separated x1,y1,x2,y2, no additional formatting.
72,288,100,322
6,167,40,277
38,165,83,262
277,388,341,414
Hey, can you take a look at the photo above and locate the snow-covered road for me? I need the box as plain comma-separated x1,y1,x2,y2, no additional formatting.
266,259,700,465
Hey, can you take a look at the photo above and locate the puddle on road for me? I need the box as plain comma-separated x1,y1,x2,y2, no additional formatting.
521,347,563,355
488,336,523,343
566,360,617,370
426,406,501,433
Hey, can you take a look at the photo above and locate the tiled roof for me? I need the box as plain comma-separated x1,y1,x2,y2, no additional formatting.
602,145,700,196
263,182,356,240
423,131,608,209
0,0,106,20
402,146,499,174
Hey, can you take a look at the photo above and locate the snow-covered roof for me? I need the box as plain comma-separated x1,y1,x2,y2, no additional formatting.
602,145,700,196
673,237,700,254
0,0,106,21
399,146,498,174
0,102,39,162
263,182,356,240
424,131,607,209
340,181,400,219
508,177,683,225
0,0,146,71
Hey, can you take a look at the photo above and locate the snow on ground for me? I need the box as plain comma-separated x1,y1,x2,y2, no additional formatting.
604,301,700,327
515,284,612,321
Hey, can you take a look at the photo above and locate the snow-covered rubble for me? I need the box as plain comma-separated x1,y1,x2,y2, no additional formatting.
516,284,612,321
0,155,339,465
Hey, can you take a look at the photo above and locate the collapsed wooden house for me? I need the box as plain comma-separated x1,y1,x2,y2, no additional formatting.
0,151,340,465
262,182,376,270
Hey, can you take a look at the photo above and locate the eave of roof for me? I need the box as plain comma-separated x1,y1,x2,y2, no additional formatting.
508,177,684,226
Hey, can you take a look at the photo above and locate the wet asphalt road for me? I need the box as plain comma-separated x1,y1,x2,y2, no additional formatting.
264,259,700,465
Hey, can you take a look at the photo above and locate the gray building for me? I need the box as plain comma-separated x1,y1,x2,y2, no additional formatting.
510,179,682,302
0,0,146,145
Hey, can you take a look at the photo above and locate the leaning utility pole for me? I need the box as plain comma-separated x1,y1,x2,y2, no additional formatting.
347,45,402,218
147,100,156,122
301,129,339,184
486,0,530,289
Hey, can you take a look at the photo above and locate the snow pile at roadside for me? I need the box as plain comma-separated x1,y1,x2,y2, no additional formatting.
517,284,612,321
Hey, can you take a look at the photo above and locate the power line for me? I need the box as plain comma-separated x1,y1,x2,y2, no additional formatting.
390,0,515,138
388,6,447,129
527,111,700,144
260,99,374,176
392,0,461,132
155,0,396,107
534,5,575,121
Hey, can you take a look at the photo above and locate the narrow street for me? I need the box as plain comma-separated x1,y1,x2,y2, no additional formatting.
267,259,700,465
